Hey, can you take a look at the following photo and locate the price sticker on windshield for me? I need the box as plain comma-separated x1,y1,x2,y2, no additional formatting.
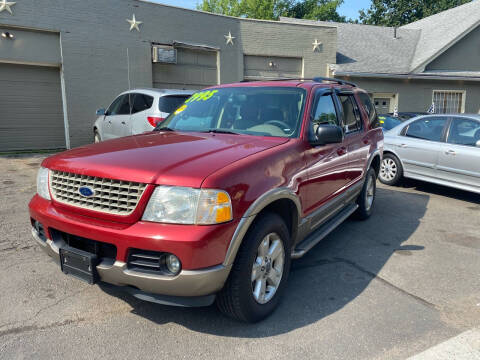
185,90,218,103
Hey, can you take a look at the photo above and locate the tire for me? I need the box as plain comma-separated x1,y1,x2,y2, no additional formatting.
379,153,403,186
94,130,101,143
354,167,377,220
216,213,291,323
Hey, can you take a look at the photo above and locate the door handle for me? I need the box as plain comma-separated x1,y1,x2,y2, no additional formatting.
363,139,370,145
445,149,456,156
121,121,126,125
400,143,408,148
337,147,347,156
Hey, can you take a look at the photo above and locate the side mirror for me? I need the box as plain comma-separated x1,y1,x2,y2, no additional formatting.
96,108,106,116
311,124,344,146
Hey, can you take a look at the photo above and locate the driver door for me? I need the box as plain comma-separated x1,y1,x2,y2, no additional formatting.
103,94,131,139
303,90,349,222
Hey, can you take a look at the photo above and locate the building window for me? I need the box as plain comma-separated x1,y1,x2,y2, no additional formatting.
432,90,466,114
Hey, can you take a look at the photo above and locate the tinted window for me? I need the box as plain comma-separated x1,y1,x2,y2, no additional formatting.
131,94,153,114
159,95,190,113
378,115,403,131
107,94,130,115
160,87,306,138
358,93,379,128
447,118,480,147
405,117,447,142
338,94,362,133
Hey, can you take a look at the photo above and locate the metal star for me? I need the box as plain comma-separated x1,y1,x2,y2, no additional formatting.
126,14,143,32
0,0,16,15
224,31,235,45
312,39,322,52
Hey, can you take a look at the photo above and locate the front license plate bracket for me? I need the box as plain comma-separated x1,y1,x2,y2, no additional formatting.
59,246,99,285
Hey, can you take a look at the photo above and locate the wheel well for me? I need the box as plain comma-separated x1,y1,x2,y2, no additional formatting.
370,155,381,177
254,198,299,243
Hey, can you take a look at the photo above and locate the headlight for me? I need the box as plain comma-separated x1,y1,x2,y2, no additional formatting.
36,167,51,200
142,186,232,225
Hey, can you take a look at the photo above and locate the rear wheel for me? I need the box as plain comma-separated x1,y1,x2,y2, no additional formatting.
379,153,403,186
216,213,291,323
355,167,376,220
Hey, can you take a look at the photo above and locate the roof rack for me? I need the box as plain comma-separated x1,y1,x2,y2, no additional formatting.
312,77,357,87
242,77,357,87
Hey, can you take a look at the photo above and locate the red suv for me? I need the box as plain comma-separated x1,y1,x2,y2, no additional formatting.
29,78,383,322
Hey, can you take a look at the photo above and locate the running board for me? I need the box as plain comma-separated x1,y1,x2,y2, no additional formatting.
291,204,359,259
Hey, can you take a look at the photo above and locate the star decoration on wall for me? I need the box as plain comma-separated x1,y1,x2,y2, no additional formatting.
312,39,322,52
127,14,143,32
0,0,16,15
224,31,235,45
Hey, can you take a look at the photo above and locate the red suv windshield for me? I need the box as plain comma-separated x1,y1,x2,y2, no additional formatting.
159,87,307,138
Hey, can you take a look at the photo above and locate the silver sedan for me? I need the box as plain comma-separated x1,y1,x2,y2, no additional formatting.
379,114,480,194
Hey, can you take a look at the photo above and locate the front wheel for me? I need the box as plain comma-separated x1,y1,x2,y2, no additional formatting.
216,213,291,323
354,167,377,220
379,154,403,186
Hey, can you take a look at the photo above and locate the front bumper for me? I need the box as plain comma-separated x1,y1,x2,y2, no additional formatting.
32,227,231,298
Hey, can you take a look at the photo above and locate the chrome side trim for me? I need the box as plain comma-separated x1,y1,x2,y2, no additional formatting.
223,187,302,267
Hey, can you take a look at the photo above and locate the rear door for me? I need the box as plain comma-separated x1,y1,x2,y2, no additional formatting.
395,116,448,178
130,93,154,134
437,117,480,191
304,89,350,217
336,92,369,184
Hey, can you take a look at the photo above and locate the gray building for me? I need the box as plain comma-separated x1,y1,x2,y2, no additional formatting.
0,0,337,151
282,1,480,116
1,0,479,152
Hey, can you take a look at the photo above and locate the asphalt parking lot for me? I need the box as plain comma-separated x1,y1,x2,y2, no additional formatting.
0,154,479,360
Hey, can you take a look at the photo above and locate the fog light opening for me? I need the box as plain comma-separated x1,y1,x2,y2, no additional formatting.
165,254,181,275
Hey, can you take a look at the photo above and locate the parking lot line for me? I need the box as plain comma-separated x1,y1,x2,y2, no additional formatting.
408,328,480,359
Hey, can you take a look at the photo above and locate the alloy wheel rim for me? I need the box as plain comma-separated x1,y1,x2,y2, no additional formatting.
380,158,397,182
365,174,375,211
251,232,285,304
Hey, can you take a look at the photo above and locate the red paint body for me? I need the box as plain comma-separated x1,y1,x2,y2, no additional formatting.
29,81,383,270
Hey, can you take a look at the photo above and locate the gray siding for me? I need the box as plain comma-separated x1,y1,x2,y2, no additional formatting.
426,25,480,72
0,0,337,148
344,77,480,114
244,55,302,80
0,63,65,151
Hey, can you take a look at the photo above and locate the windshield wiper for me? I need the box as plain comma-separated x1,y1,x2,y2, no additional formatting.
155,127,175,132
204,129,240,135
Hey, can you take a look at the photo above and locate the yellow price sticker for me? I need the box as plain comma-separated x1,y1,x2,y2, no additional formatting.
185,90,218,103
174,104,187,115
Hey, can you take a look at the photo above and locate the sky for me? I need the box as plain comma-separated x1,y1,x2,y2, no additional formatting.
153,0,372,20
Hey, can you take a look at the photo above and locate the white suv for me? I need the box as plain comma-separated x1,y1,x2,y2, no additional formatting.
94,88,194,142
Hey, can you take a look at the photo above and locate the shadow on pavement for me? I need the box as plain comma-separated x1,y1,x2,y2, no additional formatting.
400,178,480,205
99,187,429,337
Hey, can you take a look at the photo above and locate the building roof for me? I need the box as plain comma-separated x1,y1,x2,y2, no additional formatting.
280,1,480,77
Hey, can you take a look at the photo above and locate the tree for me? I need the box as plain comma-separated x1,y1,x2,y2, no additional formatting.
197,0,346,21
359,0,473,26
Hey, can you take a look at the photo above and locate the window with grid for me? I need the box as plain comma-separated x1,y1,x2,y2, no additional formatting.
433,90,465,114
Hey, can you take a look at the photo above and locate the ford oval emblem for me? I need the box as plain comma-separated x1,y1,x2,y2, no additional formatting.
78,186,95,198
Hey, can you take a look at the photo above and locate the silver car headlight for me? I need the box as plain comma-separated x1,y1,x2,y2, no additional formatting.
142,186,232,225
36,167,51,200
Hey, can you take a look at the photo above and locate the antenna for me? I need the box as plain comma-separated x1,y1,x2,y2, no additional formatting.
127,48,131,90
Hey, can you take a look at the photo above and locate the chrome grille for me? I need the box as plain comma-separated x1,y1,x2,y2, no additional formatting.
49,170,147,215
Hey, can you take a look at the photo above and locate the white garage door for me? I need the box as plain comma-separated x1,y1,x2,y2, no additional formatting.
244,55,302,81
152,47,218,90
0,63,65,151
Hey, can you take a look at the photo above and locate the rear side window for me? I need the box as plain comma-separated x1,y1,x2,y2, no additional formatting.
131,94,154,114
405,117,447,142
159,95,190,113
447,118,480,147
358,93,379,128
338,94,362,133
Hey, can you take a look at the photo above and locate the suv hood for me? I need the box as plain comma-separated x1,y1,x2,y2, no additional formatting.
43,132,289,187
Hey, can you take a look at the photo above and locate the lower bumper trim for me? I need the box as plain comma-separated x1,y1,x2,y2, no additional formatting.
123,286,216,307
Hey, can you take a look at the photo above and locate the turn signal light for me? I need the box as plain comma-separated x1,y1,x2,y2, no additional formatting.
147,117,165,127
